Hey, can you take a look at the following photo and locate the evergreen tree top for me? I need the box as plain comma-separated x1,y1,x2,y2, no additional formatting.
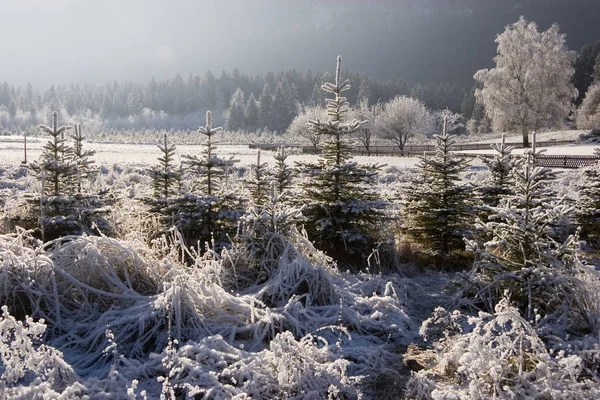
307,56,367,138
39,111,71,137
198,110,222,137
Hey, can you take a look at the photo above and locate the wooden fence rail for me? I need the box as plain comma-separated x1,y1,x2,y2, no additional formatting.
358,140,576,155
249,141,599,169
250,139,576,155
448,153,600,169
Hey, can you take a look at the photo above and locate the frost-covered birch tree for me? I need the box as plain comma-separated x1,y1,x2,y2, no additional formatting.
286,105,327,148
349,98,382,155
375,95,433,154
474,17,577,147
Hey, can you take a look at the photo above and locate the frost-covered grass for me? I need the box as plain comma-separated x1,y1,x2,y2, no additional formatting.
0,227,418,398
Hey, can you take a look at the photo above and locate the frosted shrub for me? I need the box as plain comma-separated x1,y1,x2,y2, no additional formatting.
419,306,464,344
232,191,303,287
0,229,52,321
0,198,413,397
154,332,357,399
257,240,339,309
0,306,76,390
407,300,600,399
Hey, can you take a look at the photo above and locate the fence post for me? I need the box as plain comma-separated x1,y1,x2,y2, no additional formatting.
23,131,27,164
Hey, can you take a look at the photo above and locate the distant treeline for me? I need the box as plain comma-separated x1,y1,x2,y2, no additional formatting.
0,70,465,133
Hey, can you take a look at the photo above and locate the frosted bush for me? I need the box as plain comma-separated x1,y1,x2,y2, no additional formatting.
258,242,339,308
0,306,76,391
151,332,357,399
407,300,600,399
0,229,53,320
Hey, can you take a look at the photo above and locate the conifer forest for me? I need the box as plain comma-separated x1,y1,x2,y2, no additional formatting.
2,1,600,398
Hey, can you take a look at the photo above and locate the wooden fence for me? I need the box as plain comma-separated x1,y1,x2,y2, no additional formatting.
250,139,575,155
358,139,575,155
453,153,600,169
249,141,600,169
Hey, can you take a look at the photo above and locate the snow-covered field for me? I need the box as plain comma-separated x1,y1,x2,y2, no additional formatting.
0,130,599,398
1,131,596,169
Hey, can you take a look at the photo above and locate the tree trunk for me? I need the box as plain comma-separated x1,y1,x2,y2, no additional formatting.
522,128,530,148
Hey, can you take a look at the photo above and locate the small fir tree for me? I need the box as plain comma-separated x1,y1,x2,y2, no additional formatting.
402,117,471,264
30,111,75,197
183,111,235,196
236,148,301,285
272,146,294,196
26,113,110,240
166,111,241,252
245,150,270,207
70,123,97,194
576,162,600,247
296,55,384,261
148,131,181,202
463,143,583,325
477,133,515,209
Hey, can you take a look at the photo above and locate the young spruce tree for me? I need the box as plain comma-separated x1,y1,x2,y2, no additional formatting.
148,131,181,203
296,56,384,262
71,123,97,194
235,148,302,286
464,140,586,326
475,134,516,227
402,117,471,265
28,113,108,240
31,111,75,197
576,161,600,248
245,150,270,207
167,111,241,251
272,146,294,197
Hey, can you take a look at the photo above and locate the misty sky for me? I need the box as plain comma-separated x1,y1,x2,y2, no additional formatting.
0,0,327,87
2,0,598,89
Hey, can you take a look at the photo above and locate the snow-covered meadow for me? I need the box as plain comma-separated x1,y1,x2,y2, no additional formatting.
0,129,599,399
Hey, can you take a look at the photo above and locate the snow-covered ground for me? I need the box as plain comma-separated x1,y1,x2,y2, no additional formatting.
1,128,599,398
462,129,586,144
1,131,596,169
